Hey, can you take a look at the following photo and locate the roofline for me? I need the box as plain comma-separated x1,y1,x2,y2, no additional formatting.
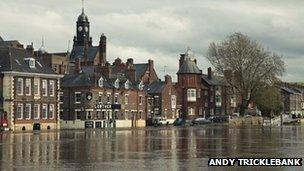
1,71,64,78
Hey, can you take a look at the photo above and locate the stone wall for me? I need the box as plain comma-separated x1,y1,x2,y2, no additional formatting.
229,117,263,126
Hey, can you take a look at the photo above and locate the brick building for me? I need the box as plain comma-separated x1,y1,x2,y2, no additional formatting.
0,38,62,131
279,83,304,116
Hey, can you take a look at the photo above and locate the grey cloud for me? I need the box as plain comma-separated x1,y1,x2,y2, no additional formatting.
0,0,303,82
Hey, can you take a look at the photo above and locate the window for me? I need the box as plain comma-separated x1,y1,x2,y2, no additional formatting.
59,92,63,103
125,94,129,105
25,104,31,120
28,58,35,68
102,111,106,119
25,78,31,96
125,80,130,89
204,91,208,96
139,95,143,105
49,104,55,119
16,78,23,95
171,95,176,109
34,104,40,119
34,78,40,95
86,111,92,120
41,104,48,119
188,107,195,115
114,79,119,89
75,92,81,104
98,92,103,103
114,93,119,103
187,89,196,102
49,80,55,96
98,77,103,87
114,111,118,119
42,80,48,96
139,111,142,119
16,103,23,119
107,93,111,104
197,89,201,98
138,81,144,90
75,110,81,120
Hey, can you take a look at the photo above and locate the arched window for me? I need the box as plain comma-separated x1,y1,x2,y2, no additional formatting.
114,79,119,89
125,80,130,89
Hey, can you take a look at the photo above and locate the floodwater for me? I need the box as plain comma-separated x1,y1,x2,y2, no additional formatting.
0,125,303,171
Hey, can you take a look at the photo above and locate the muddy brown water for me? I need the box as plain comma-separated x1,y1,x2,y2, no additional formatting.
0,125,303,171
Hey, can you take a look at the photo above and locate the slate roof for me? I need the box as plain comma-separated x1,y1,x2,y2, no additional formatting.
0,46,56,75
0,36,3,41
280,87,298,94
177,59,201,74
144,81,165,94
69,46,98,61
134,63,148,81
202,74,222,86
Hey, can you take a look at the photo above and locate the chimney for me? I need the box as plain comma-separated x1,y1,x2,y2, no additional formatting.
26,43,34,55
148,59,154,73
74,58,81,74
126,58,134,68
208,67,212,79
99,33,106,66
100,62,111,78
165,75,172,84
126,66,136,83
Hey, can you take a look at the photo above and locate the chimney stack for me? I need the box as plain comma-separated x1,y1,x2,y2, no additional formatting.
165,75,172,84
148,59,154,73
26,43,34,55
74,58,81,74
99,33,107,66
208,67,212,79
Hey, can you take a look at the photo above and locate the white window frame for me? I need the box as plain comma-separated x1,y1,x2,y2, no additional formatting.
34,78,40,95
188,107,195,115
139,95,143,105
42,104,48,119
49,80,55,97
17,103,23,120
125,94,129,105
75,109,81,120
171,95,176,109
25,78,31,96
98,77,103,87
187,89,196,102
75,92,81,104
125,80,130,89
114,79,119,89
34,104,40,119
17,78,24,96
25,103,31,120
49,104,55,119
114,93,119,104
42,79,48,96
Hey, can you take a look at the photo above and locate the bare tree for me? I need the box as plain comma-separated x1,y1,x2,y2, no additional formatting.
206,33,285,116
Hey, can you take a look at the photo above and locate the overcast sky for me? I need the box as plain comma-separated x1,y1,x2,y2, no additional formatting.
0,0,303,82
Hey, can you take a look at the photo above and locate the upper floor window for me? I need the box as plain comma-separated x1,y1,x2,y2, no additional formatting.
42,80,48,96
25,103,31,120
114,93,119,104
16,103,23,120
139,95,143,105
34,104,40,119
197,89,201,98
138,81,144,90
49,80,55,97
75,92,81,104
25,78,31,96
125,80,130,89
25,58,35,68
49,104,55,119
187,89,196,102
125,94,129,105
98,77,104,87
107,93,111,104
171,95,176,109
41,104,48,119
16,78,23,95
98,92,103,103
59,92,63,103
114,79,119,89
34,78,40,95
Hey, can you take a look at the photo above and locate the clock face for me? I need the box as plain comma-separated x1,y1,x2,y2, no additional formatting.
78,26,83,32
85,26,88,32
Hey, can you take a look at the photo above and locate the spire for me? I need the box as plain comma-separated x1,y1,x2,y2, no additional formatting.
41,36,45,47
38,36,47,54
82,0,84,13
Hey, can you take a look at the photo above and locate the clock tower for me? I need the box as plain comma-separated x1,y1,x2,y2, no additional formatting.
73,3,92,46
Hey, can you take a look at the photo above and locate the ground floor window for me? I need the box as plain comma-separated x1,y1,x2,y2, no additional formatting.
49,104,55,119
75,110,81,120
188,107,195,115
86,111,92,120
41,104,48,119
34,104,40,119
25,103,31,120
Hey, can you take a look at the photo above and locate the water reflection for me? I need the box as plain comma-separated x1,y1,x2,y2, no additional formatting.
0,125,303,170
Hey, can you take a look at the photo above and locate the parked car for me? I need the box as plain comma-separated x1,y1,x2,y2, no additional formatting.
209,116,229,123
153,117,169,126
173,118,186,126
191,118,211,125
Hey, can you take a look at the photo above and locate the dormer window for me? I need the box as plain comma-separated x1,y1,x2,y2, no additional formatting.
114,79,119,89
125,80,130,89
138,81,144,90
25,58,36,68
98,77,104,87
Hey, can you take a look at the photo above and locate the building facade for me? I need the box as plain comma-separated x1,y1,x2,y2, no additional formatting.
0,39,62,131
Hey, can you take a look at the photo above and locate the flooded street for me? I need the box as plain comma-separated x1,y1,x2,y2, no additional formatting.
0,125,303,171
